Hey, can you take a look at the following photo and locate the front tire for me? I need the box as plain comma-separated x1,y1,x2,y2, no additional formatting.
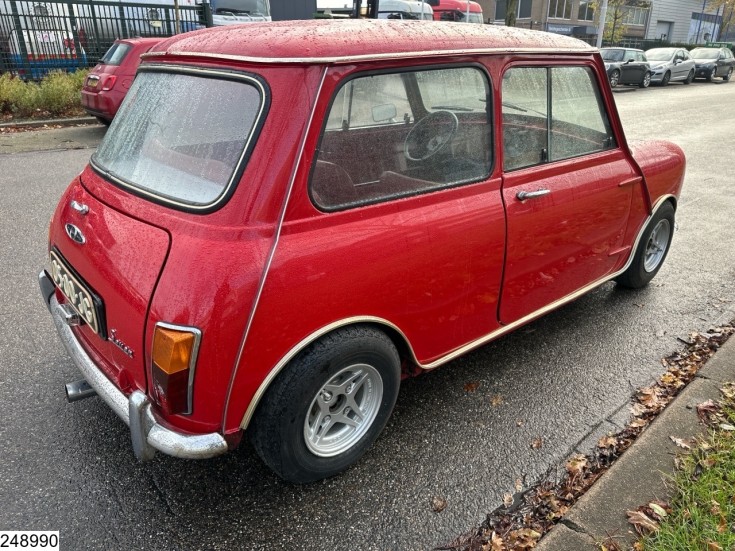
684,69,694,84
250,326,401,484
616,202,675,289
609,69,620,88
708,67,717,82
661,71,671,86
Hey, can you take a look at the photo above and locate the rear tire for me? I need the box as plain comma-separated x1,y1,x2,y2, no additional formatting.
724,68,733,82
639,72,651,88
95,116,111,126
616,202,675,289
250,326,401,484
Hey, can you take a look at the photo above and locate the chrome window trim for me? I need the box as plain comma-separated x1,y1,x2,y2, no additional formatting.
142,46,595,66
154,321,202,415
239,194,675,430
90,65,267,212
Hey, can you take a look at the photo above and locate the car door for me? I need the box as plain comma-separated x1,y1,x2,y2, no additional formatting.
622,49,642,83
499,64,637,324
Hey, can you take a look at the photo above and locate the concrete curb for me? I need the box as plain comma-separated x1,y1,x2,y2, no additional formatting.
0,116,98,129
536,335,735,550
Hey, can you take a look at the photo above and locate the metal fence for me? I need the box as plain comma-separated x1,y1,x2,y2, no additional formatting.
0,0,210,78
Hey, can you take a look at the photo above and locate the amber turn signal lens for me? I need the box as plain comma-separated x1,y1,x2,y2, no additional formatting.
151,326,199,415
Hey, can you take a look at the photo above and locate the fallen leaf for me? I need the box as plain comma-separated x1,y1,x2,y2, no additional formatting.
721,383,735,400
565,454,589,476
670,436,692,449
464,381,481,393
633,542,645,551
507,528,541,549
503,493,513,507
598,435,617,449
431,496,447,513
515,478,523,492
489,531,505,551
649,502,667,519
516,419,525,427
718,423,735,431
706,541,722,551
490,395,505,407
711,499,722,515
531,437,543,450
697,399,721,422
627,510,660,535
717,513,727,534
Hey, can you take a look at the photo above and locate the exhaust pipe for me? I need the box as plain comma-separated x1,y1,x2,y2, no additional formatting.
65,379,97,402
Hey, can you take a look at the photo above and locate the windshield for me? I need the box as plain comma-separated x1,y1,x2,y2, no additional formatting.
690,48,719,59
646,49,675,61
92,70,265,209
214,0,270,15
601,49,624,62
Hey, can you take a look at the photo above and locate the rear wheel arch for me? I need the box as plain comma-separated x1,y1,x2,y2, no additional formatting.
239,318,417,432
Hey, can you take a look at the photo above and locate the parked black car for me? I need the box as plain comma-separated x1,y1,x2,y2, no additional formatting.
601,47,651,88
690,47,735,82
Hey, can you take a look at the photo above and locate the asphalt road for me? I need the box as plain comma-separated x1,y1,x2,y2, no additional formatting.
1,80,734,551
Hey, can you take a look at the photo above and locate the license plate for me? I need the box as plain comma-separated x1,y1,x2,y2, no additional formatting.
49,250,105,336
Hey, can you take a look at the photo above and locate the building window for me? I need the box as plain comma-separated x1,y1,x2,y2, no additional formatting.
621,6,648,26
578,0,595,21
550,0,572,20
495,0,533,20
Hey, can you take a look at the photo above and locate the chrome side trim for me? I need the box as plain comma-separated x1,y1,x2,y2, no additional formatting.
49,293,228,460
222,66,330,432
143,46,595,66
239,195,676,430
154,321,202,415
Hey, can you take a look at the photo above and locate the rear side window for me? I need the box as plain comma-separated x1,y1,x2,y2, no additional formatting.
502,66,614,171
311,66,492,211
92,69,266,210
101,43,132,66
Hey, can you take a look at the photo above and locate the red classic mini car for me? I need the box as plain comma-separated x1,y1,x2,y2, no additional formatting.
40,20,685,483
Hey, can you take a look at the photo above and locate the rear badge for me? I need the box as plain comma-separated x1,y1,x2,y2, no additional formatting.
65,223,86,245
109,329,134,358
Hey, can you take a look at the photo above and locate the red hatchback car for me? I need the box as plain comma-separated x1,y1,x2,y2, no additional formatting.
41,20,685,483
80,37,161,125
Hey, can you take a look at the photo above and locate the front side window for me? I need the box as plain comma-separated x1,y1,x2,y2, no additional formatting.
502,66,614,171
311,67,492,211
92,69,265,210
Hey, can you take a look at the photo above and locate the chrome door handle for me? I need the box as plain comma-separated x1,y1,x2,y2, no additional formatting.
516,189,551,201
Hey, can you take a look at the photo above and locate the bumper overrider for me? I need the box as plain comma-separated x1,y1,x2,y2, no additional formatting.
39,270,229,461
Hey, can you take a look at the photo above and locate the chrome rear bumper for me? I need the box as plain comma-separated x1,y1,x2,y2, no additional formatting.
40,271,229,461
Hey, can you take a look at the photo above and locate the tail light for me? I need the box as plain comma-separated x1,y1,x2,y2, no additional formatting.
151,323,201,415
101,75,117,91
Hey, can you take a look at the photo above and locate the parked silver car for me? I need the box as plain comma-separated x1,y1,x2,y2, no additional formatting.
645,47,695,85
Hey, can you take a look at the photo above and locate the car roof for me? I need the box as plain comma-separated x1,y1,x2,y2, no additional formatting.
147,19,595,65
119,37,165,47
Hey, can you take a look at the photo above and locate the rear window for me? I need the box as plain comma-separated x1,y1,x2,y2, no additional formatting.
91,68,266,210
101,42,132,66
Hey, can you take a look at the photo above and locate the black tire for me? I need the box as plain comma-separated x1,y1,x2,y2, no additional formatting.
683,69,694,84
708,67,717,82
661,71,671,86
639,72,651,88
249,326,401,484
724,68,733,82
95,116,111,126
616,202,675,289
609,69,620,88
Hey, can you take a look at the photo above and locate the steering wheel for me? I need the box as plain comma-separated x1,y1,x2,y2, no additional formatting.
404,110,459,162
